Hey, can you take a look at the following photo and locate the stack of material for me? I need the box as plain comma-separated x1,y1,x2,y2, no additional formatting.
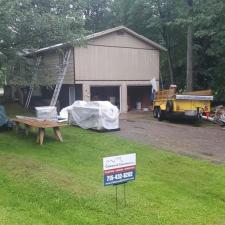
35,106,58,121
214,105,225,125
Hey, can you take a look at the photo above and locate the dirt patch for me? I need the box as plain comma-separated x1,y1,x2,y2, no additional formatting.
113,112,225,163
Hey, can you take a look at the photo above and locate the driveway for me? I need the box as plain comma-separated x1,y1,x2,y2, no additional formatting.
113,112,225,163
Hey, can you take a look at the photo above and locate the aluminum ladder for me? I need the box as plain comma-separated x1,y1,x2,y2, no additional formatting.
25,56,42,108
50,49,71,106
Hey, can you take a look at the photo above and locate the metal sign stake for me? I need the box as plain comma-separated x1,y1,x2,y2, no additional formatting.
124,182,126,207
115,182,127,210
116,185,118,211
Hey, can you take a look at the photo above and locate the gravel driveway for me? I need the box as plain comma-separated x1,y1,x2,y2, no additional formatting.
113,112,225,163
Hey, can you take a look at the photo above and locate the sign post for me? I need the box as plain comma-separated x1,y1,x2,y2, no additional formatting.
103,153,136,208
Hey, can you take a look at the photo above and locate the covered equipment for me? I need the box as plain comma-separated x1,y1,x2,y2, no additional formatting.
0,105,12,128
60,101,119,130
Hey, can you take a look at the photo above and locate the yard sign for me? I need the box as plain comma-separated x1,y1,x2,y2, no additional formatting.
103,153,136,186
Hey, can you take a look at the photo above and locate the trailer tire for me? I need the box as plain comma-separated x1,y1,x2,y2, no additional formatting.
158,108,165,121
153,107,159,118
166,100,173,113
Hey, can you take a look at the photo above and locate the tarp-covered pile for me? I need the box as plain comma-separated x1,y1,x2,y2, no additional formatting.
0,105,12,128
60,101,119,130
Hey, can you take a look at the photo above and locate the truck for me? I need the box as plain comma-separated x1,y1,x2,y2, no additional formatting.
153,87,213,121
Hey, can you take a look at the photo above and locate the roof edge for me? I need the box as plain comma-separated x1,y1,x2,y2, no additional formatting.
85,26,167,51
25,26,167,56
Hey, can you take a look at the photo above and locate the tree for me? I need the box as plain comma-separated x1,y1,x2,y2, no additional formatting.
80,0,113,32
0,0,85,86
186,0,193,91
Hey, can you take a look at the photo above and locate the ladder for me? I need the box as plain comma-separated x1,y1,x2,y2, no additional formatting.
25,56,42,108
50,49,71,106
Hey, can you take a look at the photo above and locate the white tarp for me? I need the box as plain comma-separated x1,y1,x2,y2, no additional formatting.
60,101,119,130
150,78,158,92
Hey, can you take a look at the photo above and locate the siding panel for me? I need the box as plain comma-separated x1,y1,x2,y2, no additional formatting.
75,45,159,81
88,31,154,49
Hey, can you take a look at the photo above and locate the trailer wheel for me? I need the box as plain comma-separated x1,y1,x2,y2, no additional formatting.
196,107,203,121
158,108,165,121
153,107,159,118
166,100,173,112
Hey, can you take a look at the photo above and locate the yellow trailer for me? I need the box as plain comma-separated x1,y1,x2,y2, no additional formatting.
153,88,213,121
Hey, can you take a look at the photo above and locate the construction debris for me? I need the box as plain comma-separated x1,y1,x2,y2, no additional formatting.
202,105,225,127
214,105,225,126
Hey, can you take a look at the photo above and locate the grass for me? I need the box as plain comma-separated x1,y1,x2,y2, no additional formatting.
0,104,225,225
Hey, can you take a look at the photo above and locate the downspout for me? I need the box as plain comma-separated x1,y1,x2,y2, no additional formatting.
73,47,76,85
72,47,76,103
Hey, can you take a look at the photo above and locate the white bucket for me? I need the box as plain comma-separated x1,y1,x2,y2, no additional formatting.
136,102,142,110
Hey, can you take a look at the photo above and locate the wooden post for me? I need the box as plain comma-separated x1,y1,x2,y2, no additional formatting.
25,124,30,136
38,128,45,145
53,127,63,142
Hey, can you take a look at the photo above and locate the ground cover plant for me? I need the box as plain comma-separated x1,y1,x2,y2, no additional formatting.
0,105,225,225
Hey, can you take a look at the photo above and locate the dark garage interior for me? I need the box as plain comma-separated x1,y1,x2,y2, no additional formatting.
127,86,152,111
91,86,120,109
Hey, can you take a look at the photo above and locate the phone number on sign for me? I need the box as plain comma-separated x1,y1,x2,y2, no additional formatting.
106,171,134,182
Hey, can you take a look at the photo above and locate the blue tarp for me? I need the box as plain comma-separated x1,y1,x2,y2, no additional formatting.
0,105,8,127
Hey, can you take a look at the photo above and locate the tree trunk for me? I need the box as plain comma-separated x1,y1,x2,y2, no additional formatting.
167,51,174,84
186,24,193,91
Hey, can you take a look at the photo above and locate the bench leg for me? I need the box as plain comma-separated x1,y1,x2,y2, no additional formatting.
53,127,63,142
14,122,19,133
37,128,45,145
25,125,30,136
36,130,40,144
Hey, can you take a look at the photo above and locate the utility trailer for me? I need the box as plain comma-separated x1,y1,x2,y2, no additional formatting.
153,87,213,121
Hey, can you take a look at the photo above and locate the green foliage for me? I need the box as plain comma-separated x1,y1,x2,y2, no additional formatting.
81,0,114,32
108,0,225,98
1,0,225,98
0,0,86,86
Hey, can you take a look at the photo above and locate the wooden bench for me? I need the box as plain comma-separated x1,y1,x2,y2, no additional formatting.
12,117,66,145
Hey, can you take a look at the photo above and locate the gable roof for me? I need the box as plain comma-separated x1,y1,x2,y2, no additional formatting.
25,26,167,56
85,26,167,51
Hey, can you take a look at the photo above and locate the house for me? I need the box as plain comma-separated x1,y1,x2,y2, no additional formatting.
8,26,166,113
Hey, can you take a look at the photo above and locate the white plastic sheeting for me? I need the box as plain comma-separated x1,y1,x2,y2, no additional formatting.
150,78,158,92
60,101,119,130
35,106,58,121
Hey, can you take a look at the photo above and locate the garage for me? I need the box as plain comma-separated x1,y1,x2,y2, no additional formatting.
127,86,152,111
90,86,120,109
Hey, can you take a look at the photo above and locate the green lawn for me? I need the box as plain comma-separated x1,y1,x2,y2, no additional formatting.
0,105,225,225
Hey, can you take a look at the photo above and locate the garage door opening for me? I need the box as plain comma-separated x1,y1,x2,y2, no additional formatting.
91,86,120,109
127,86,152,111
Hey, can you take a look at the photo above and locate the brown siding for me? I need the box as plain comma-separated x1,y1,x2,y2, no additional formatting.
39,50,75,85
63,53,74,84
39,31,160,84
